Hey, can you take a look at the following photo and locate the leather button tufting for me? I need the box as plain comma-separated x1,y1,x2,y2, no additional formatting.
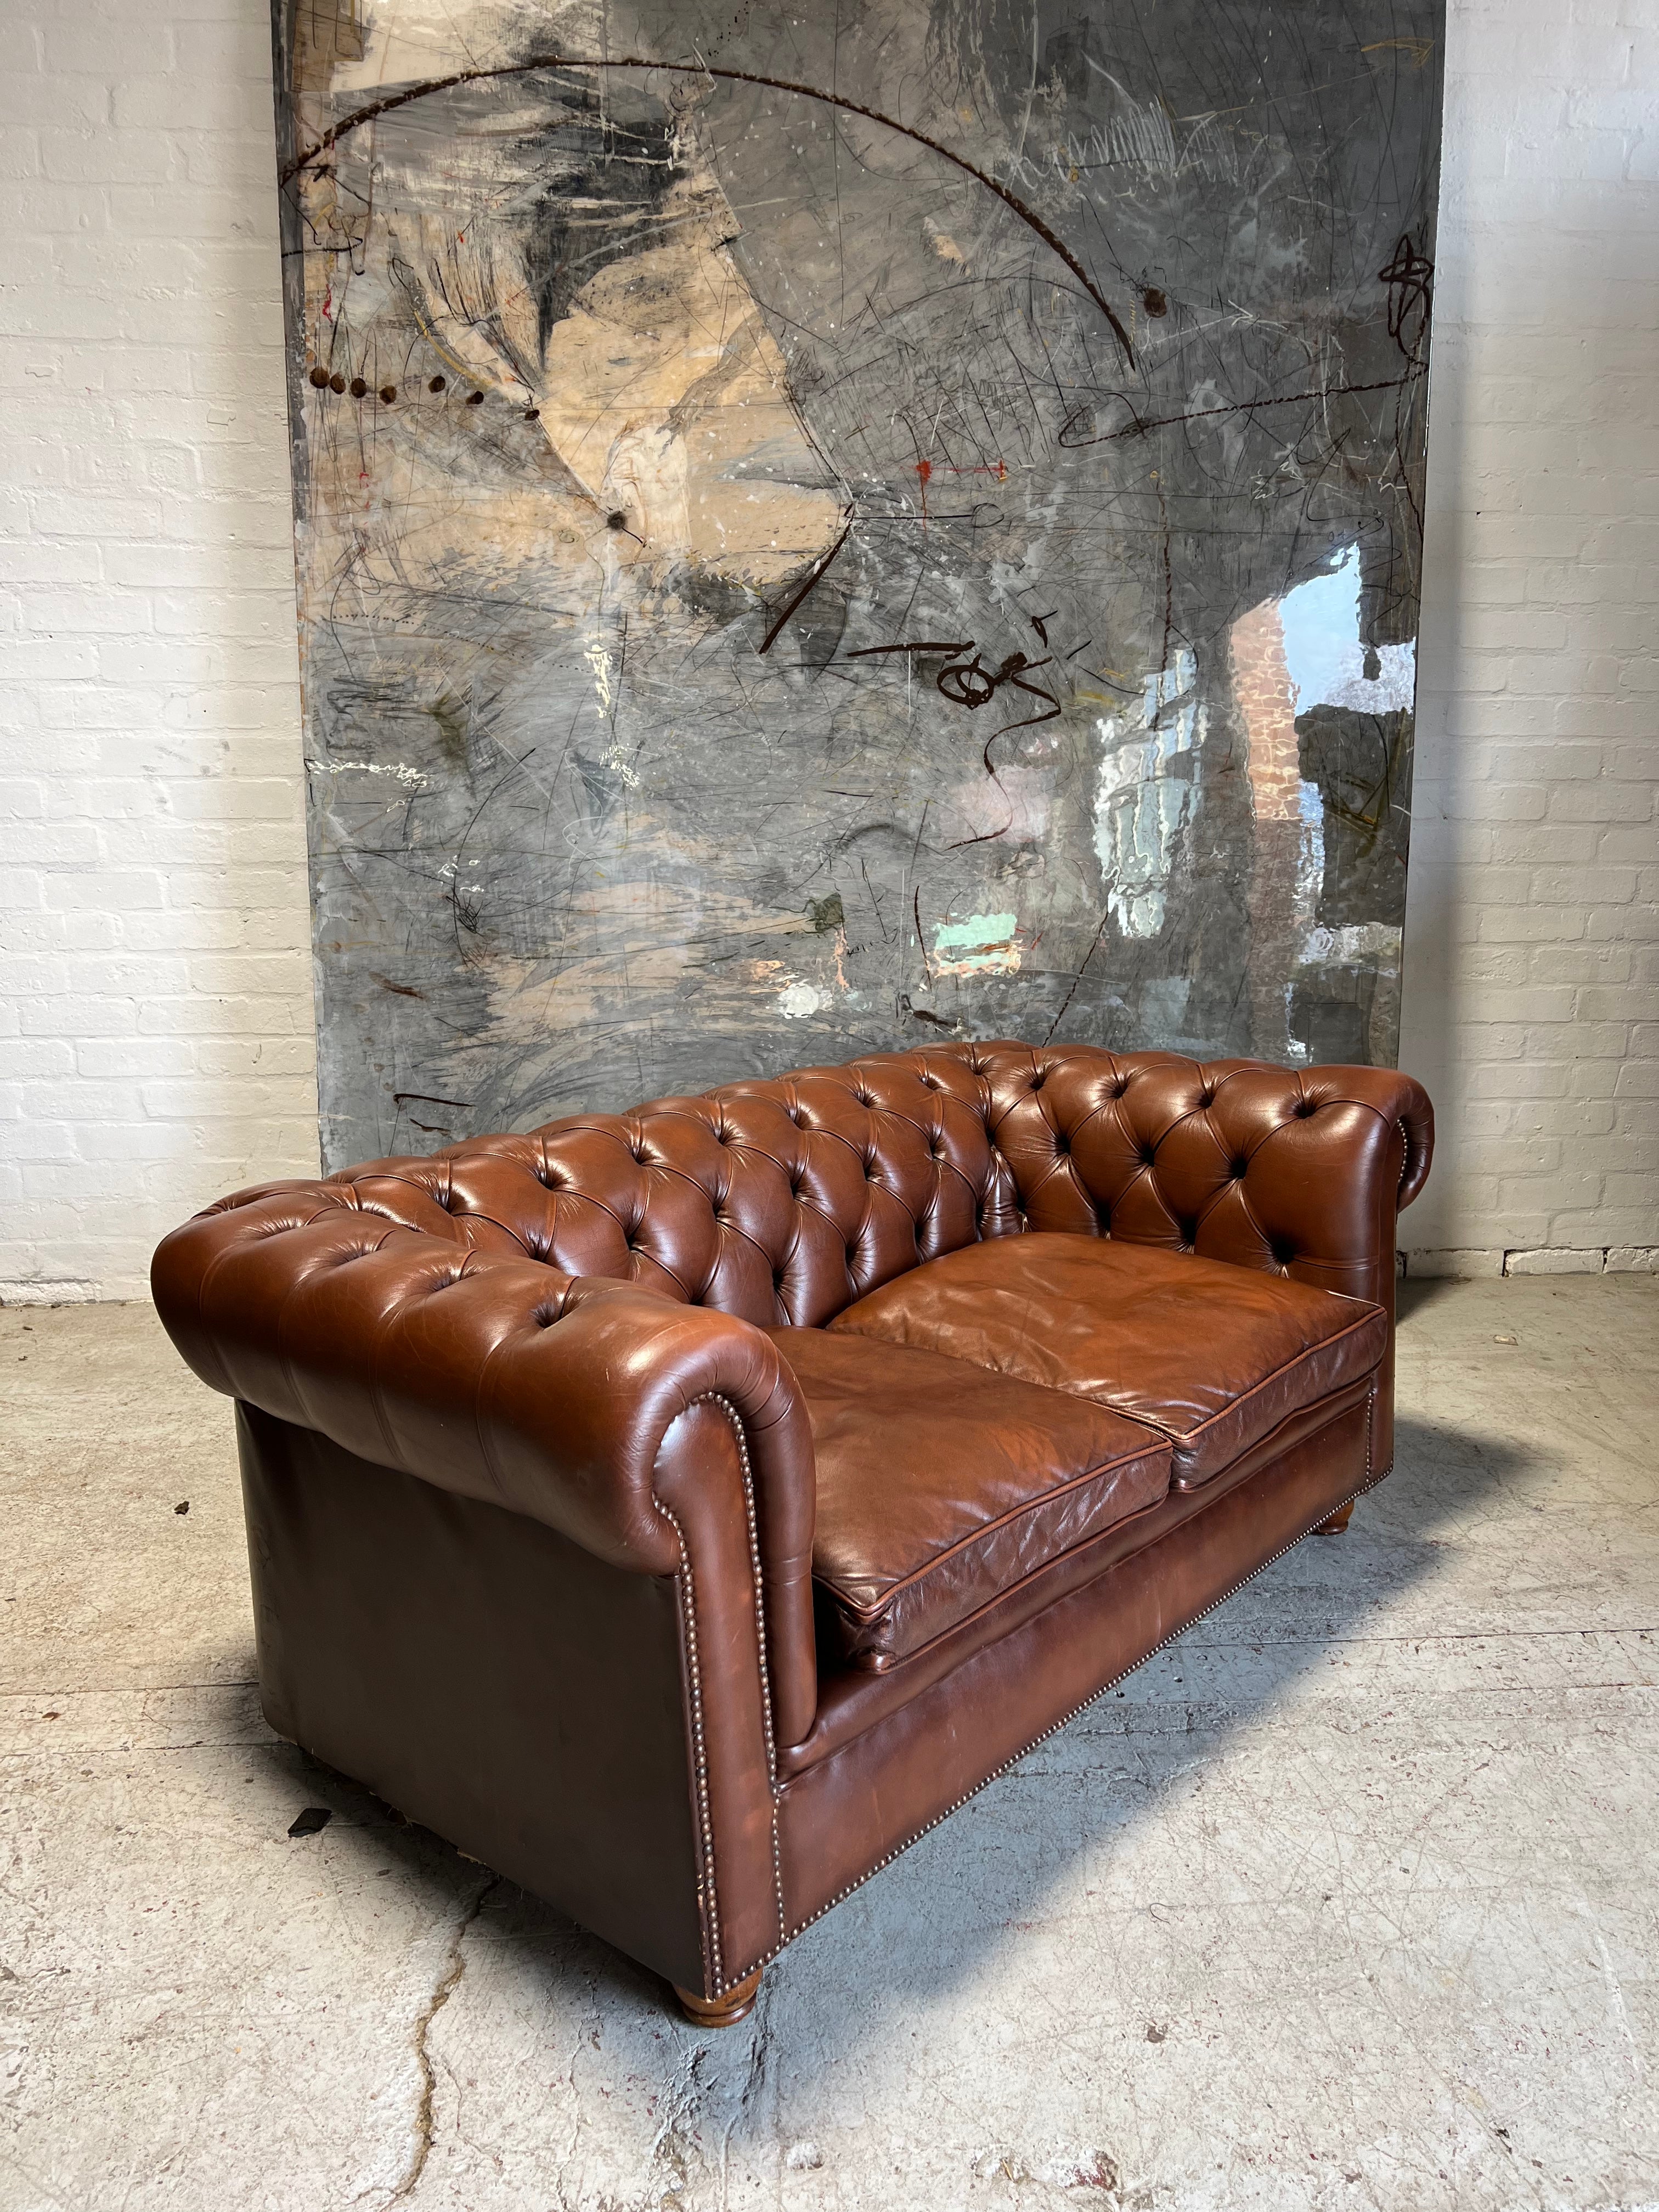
146,1031,1434,1912
147,1022,1432,1898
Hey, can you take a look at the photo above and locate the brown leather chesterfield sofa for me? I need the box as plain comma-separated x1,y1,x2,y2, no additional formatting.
153,1042,1432,2027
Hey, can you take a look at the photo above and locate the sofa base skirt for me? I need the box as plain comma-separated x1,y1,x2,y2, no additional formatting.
769,1393,1376,1963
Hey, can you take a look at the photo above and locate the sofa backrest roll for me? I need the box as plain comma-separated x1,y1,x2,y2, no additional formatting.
306,1042,1431,1333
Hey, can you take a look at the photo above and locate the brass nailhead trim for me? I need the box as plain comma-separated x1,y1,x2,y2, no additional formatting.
657,1500,721,1993
664,1395,787,2001
706,1393,787,1953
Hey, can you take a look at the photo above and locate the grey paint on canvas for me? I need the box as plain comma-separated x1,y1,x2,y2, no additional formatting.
272,0,1443,1167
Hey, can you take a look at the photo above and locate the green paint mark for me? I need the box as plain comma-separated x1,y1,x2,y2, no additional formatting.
933,912,1020,975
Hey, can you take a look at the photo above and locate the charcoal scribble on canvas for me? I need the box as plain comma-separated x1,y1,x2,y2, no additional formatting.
270,0,1444,1167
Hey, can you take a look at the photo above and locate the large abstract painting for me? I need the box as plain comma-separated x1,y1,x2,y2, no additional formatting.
272,0,1443,1167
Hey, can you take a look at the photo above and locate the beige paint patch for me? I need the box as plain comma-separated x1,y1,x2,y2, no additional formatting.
387,172,845,590
534,215,845,585
330,0,573,91
922,216,967,264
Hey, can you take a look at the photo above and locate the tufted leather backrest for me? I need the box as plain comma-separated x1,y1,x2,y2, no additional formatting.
252,1043,1429,1333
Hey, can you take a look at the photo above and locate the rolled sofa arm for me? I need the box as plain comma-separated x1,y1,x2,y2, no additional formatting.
984,1052,1433,1304
1169,1059,1435,1305
151,1184,819,1747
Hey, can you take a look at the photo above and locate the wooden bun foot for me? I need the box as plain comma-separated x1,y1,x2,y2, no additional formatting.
1316,1500,1356,1534
673,1967,763,2028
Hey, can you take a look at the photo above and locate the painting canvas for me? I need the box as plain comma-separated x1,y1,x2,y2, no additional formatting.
271,0,1444,1168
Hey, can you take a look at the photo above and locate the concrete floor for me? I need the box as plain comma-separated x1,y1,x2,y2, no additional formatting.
2,1279,1656,2212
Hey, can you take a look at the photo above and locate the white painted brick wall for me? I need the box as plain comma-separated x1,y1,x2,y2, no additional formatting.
0,0,1654,1299
0,0,317,1301
1399,0,1659,1277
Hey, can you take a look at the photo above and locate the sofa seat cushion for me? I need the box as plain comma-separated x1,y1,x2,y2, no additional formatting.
768,1328,1171,1669
828,1233,1387,1490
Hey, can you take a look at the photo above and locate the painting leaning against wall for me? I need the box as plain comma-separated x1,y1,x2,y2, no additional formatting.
270,0,1444,1167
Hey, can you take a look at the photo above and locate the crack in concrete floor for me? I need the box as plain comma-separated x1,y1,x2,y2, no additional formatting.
374,1875,498,2209
1,1278,1656,2209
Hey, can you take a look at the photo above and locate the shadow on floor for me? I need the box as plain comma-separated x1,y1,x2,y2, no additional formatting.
1396,1275,1475,1322
239,1402,1536,2066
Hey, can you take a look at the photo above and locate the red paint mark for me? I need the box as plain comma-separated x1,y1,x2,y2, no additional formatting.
916,457,930,521
321,285,332,320
947,460,1008,481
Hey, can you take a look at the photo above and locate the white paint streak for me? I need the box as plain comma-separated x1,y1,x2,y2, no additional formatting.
305,758,431,789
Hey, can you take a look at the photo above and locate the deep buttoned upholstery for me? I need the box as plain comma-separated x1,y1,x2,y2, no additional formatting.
153,1041,1432,2013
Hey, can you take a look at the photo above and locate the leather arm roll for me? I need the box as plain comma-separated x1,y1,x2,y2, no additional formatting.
985,1054,1434,1308
151,1186,819,1746
1171,1060,1436,1306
